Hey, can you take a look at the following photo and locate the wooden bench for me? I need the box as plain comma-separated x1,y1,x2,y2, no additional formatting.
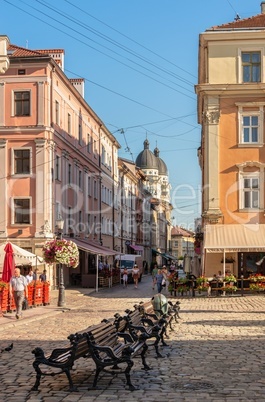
31,325,94,392
137,299,180,337
31,320,150,392
114,308,165,358
85,319,150,390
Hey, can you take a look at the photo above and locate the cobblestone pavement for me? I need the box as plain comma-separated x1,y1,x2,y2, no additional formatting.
1,275,265,401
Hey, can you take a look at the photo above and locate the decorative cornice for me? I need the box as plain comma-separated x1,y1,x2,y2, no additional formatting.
0,139,7,148
34,138,46,148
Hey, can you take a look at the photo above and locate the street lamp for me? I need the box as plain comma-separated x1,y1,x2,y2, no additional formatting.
56,216,65,307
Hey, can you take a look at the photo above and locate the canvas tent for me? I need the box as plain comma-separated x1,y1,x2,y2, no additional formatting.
0,242,43,267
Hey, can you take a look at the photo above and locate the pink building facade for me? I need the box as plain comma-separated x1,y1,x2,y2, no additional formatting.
0,36,120,286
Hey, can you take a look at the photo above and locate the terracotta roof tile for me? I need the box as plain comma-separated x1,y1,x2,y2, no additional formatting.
208,13,265,31
8,44,43,57
34,49,64,54
8,45,65,59
171,226,193,237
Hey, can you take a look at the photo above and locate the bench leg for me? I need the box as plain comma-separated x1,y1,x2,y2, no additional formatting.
161,328,169,347
153,335,163,358
91,367,102,389
31,361,42,391
125,359,135,390
64,368,78,392
140,343,151,370
169,319,174,331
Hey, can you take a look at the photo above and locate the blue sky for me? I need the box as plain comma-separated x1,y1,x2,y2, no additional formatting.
0,0,261,229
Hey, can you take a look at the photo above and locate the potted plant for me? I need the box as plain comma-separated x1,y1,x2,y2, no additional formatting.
224,274,237,283
197,284,210,293
249,274,265,282
168,283,174,294
250,283,265,292
0,281,8,313
196,276,207,286
224,284,237,293
0,281,8,290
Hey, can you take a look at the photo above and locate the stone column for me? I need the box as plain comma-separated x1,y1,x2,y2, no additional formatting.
203,97,222,222
0,139,7,237
37,82,45,126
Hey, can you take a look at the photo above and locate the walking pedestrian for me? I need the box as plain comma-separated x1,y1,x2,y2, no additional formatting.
152,263,158,290
122,268,128,287
132,264,140,288
9,268,28,319
33,268,39,281
154,269,164,293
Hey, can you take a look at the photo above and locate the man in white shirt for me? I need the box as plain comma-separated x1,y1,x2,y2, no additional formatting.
26,270,34,284
9,268,28,319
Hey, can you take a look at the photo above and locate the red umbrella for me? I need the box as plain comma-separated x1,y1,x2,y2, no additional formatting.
1,243,15,282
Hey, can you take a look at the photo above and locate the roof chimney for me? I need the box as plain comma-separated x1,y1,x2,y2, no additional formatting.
0,35,10,73
261,1,265,14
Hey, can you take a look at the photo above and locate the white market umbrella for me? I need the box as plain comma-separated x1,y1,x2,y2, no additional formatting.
0,242,43,267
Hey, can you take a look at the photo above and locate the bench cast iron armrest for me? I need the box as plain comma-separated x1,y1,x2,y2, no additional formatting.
144,312,160,320
88,343,133,360
141,316,159,327
117,331,136,343
49,347,72,361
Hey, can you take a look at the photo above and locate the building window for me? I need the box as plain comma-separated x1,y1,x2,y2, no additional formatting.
94,180,98,199
13,198,30,224
68,113,71,134
78,124,82,145
13,149,30,174
68,207,72,229
242,176,259,209
87,134,91,152
78,211,82,231
88,176,91,196
101,145,106,165
55,155,61,180
242,115,259,143
237,104,264,146
242,52,261,83
68,163,72,185
56,202,61,220
55,100,59,125
79,170,82,189
14,91,30,116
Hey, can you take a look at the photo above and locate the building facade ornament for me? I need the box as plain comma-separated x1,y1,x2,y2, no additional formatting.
203,109,220,124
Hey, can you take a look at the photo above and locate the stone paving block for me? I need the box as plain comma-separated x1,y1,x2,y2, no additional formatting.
1,278,265,400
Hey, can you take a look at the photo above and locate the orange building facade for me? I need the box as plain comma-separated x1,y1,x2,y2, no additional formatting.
196,3,265,278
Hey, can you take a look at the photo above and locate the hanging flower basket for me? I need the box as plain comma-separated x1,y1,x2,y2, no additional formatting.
42,239,79,268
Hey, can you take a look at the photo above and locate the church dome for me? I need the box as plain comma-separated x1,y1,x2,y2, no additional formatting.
154,147,168,175
135,139,158,170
